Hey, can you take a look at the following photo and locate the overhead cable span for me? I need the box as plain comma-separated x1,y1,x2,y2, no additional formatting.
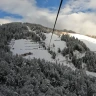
49,0,63,47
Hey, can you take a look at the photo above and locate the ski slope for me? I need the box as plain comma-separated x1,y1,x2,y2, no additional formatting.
9,26,96,77
10,38,75,69
44,33,66,52
10,39,54,62
69,33,96,52
10,38,96,77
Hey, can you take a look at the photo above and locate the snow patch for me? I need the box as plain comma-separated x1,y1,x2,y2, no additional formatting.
69,33,96,52
44,33,66,52
9,37,74,70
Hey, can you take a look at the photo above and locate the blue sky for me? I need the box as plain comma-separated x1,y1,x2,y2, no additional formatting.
0,10,22,19
0,0,96,35
36,0,67,9
0,0,67,19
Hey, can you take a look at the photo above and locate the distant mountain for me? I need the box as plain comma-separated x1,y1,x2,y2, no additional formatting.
2,22,96,72
86,34,96,39
24,22,76,34
1,21,96,73
1,22,96,96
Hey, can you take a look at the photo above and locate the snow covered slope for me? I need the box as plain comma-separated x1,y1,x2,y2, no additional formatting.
10,38,75,69
69,33,96,52
9,26,96,77
44,33,66,52
10,39,54,62
10,24,77,70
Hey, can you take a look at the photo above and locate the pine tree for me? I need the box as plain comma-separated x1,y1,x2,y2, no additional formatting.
58,48,61,53
52,52,56,59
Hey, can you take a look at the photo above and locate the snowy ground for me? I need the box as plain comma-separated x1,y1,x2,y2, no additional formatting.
69,33,96,52
73,50,85,59
68,33,96,77
10,39,54,62
9,35,75,69
9,26,96,77
44,33,66,52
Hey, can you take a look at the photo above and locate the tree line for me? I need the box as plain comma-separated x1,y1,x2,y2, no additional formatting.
61,34,96,73
0,22,96,96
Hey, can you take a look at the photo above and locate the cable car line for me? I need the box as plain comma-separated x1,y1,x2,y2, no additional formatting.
49,0,63,47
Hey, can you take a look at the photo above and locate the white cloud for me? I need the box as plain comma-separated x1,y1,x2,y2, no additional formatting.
0,0,96,35
0,16,22,24
0,19,11,24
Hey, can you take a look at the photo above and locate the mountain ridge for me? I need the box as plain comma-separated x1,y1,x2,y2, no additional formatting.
1,22,96,73
1,22,96,96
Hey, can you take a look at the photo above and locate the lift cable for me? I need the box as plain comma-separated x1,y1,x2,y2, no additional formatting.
49,0,63,47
